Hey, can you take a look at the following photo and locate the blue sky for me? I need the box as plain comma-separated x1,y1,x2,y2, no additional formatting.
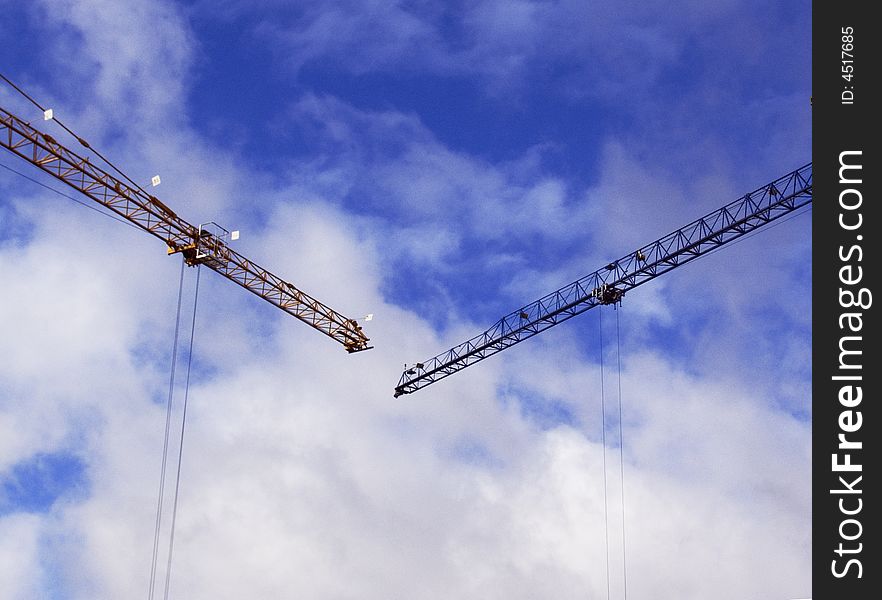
1,1,811,598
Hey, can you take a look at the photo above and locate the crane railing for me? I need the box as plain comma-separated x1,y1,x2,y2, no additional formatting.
394,163,812,396
1,106,371,352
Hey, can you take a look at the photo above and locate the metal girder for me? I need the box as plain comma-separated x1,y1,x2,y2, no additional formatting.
1,106,371,353
394,162,812,396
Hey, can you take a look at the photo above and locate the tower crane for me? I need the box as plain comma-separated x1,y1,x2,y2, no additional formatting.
395,163,812,396
0,104,371,353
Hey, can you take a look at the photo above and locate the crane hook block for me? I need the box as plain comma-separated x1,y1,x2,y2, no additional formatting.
591,283,624,305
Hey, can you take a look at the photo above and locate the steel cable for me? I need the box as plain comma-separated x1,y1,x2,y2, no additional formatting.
615,308,628,600
148,258,186,600
599,308,611,600
162,265,201,599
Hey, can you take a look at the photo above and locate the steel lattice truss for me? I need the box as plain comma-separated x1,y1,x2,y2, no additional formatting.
1,106,371,352
395,162,812,396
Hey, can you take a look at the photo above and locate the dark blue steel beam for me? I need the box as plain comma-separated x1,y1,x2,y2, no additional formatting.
394,163,812,396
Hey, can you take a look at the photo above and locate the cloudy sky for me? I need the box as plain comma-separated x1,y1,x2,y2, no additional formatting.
1,1,811,598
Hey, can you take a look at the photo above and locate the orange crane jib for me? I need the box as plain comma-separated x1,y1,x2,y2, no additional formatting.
0,106,371,353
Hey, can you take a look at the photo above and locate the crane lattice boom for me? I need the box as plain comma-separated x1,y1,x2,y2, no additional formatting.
1,105,371,353
395,163,812,396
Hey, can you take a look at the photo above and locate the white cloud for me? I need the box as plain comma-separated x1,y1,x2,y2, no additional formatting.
0,170,811,598
241,0,688,98
260,0,442,75
33,0,193,125
0,145,811,600
0,514,43,597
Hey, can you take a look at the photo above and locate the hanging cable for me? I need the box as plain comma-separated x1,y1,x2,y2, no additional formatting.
162,266,201,600
598,308,611,600
615,307,628,600
0,160,143,232
148,258,186,600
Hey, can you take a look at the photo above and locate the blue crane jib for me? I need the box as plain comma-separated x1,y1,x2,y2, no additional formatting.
394,163,812,397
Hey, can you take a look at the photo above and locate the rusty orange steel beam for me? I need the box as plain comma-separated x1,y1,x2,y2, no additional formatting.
1,106,371,352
